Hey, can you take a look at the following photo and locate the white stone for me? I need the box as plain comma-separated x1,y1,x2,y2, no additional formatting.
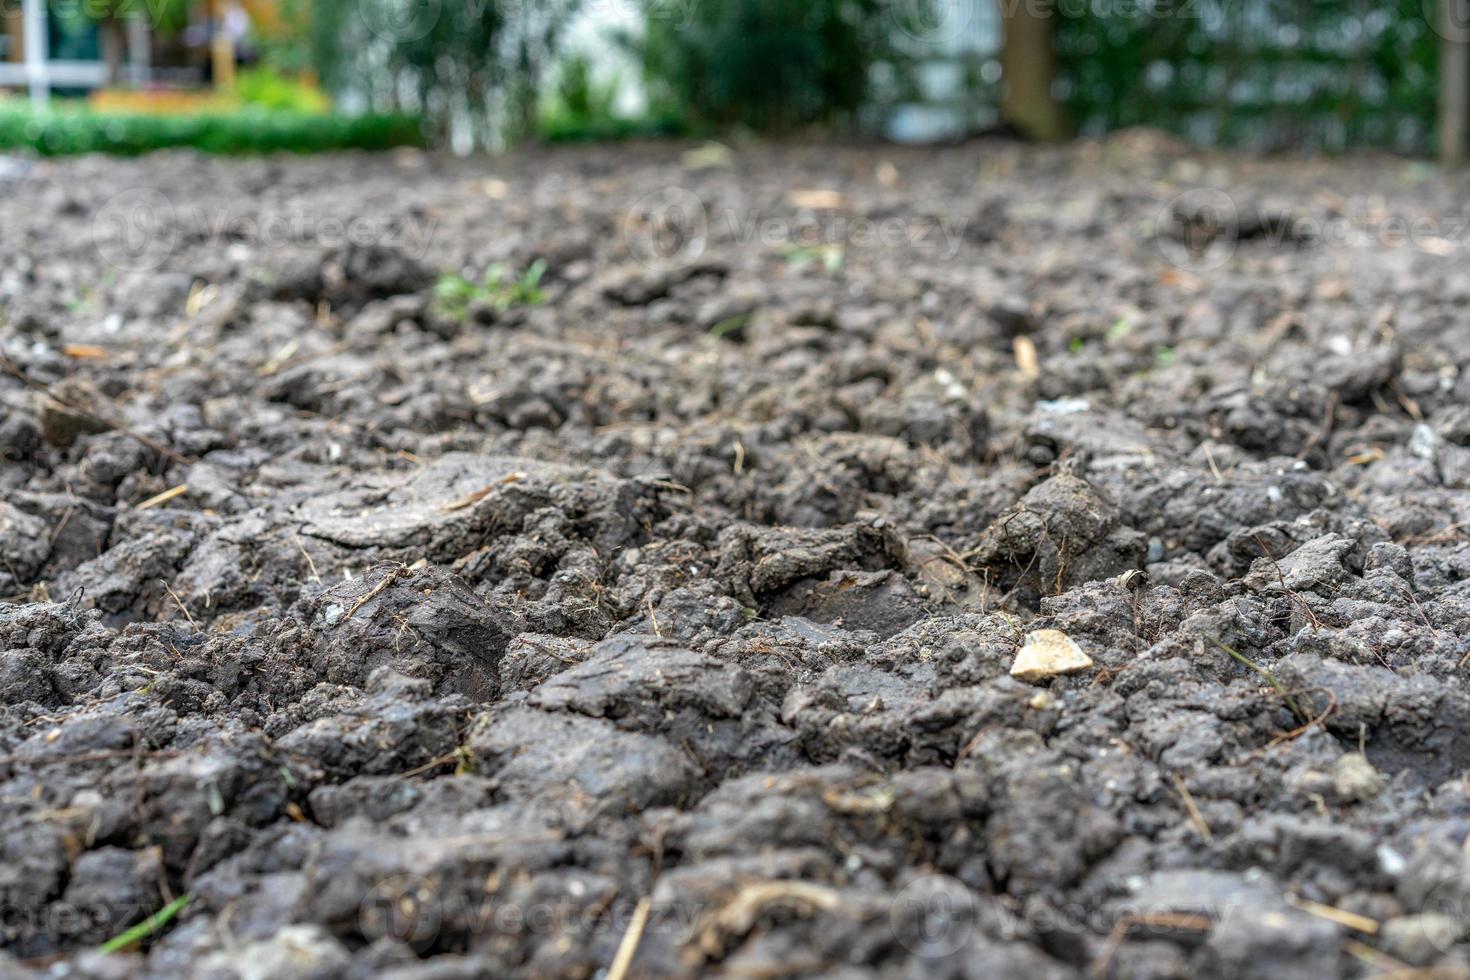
1332,752,1383,803
1010,629,1093,683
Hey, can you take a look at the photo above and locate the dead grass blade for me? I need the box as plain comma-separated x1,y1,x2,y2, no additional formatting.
441,472,525,511
693,881,843,958
1169,772,1212,842
0,353,195,466
1090,912,1212,977
135,484,189,511
606,897,652,980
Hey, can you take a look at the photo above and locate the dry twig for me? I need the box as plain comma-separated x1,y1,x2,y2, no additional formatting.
606,897,652,980
0,352,195,466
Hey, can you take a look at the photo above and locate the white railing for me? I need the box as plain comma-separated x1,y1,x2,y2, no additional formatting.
0,60,110,88
3,0,150,102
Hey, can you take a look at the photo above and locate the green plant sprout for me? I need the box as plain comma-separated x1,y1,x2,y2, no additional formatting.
435,259,548,320
99,895,190,954
783,244,844,273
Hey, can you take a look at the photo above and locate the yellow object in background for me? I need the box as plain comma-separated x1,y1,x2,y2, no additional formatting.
88,89,237,114
87,68,329,116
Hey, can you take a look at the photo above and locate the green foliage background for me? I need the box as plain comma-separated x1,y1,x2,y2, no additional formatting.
632,0,910,131
304,0,574,149
1054,0,1441,153
58,0,190,33
20,0,1454,155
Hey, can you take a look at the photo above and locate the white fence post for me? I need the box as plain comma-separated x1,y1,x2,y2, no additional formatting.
21,0,48,106
127,15,150,86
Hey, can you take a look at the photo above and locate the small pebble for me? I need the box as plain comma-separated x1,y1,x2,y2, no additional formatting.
1332,752,1383,803
1010,629,1093,684
1379,913,1462,965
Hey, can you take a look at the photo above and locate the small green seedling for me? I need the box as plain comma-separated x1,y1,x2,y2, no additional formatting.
435,259,547,321
708,312,753,341
784,244,844,273
99,894,190,954
1214,640,1305,722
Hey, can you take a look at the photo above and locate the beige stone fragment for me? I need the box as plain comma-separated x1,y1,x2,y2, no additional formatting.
1010,629,1093,683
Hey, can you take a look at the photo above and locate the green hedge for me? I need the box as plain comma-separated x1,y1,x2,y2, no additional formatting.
632,0,904,132
537,110,694,143
1055,0,1439,154
0,104,426,156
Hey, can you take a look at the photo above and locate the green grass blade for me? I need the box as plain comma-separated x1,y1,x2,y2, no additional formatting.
1214,640,1303,721
99,894,190,954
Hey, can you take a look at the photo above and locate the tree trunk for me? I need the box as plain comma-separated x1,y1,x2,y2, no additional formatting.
1000,0,1067,141
101,17,125,85
1441,0,1470,166
4,10,24,63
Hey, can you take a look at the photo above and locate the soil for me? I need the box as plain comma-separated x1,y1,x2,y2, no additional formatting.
2,134,1470,978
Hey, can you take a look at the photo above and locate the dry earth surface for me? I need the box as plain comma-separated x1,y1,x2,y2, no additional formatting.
2,135,1470,977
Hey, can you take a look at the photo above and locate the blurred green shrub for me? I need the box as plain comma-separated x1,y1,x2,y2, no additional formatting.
306,0,575,150
435,260,548,320
629,0,904,131
537,52,691,142
1055,0,1439,153
236,68,332,115
70,0,190,34
553,55,616,124
0,103,424,156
